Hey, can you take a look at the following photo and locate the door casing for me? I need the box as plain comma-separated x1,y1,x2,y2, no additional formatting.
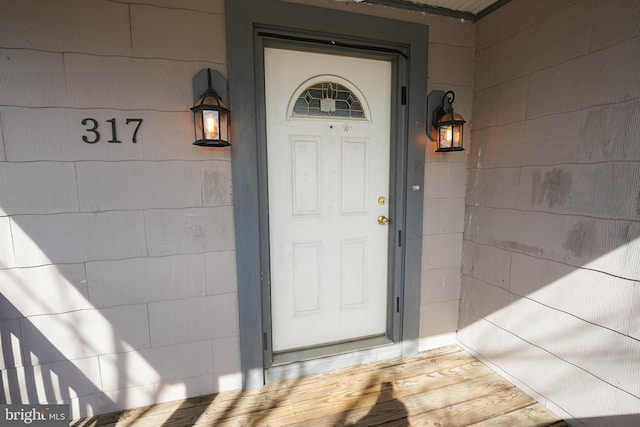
226,0,428,389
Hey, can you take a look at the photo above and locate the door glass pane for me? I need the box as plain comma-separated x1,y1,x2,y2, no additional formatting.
291,81,366,118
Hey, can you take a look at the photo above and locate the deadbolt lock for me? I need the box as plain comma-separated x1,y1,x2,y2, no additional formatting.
378,196,387,205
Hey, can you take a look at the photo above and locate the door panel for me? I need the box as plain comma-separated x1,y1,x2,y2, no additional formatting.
265,48,392,352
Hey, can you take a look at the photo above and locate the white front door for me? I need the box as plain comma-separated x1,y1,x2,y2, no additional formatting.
265,48,392,352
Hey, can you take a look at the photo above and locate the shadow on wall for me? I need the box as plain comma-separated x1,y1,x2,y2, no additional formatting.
0,267,160,417
461,126,640,426
1,301,104,412
2,215,399,424
0,225,238,419
3,198,639,423
460,317,640,427
4,272,637,427
459,237,640,426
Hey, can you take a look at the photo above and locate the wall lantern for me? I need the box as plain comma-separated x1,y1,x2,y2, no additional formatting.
426,90,465,152
192,68,230,147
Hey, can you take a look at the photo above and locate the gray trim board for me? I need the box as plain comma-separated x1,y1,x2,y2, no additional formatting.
226,0,427,390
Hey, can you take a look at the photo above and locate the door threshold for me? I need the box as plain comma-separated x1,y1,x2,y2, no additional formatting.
273,335,392,366
266,336,400,383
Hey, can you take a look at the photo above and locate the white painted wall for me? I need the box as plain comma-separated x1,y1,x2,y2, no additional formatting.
460,0,640,425
0,0,240,419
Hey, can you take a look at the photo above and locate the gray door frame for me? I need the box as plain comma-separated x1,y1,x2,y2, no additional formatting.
226,0,428,390
258,34,405,376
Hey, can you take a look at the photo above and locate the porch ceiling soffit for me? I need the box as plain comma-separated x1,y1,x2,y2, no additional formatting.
337,0,511,21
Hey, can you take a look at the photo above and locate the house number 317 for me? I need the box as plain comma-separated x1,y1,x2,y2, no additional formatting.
81,118,143,144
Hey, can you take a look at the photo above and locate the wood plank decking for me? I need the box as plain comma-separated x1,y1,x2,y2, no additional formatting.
73,345,567,426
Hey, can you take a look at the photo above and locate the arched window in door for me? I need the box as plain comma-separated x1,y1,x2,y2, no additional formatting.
289,78,368,119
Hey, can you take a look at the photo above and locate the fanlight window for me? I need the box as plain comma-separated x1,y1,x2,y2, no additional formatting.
291,81,366,119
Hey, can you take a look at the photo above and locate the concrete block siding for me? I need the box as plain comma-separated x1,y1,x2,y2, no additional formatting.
0,0,477,417
461,0,640,425
421,18,473,351
0,162,79,215
3,0,637,424
0,264,92,319
0,0,239,418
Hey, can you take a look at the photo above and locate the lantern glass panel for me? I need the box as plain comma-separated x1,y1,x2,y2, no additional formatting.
219,111,229,142
194,110,203,140
439,125,453,148
452,124,463,148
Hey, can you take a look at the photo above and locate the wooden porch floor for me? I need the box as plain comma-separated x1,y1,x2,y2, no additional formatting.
73,345,567,426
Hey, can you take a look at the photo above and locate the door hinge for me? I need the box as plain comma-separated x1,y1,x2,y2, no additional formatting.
396,296,400,313
401,86,407,105
263,332,268,351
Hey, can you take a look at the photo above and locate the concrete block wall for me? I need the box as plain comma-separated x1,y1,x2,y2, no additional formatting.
414,10,473,352
13,0,638,422
460,0,640,425
0,0,240,419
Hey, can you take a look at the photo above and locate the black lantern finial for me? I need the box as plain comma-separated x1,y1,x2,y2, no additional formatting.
426,89,465,152
191,68,230,147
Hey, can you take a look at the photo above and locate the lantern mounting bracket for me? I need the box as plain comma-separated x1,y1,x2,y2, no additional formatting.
426,89,445,142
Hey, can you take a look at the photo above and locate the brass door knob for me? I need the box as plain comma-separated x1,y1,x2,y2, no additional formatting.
377,216,389,225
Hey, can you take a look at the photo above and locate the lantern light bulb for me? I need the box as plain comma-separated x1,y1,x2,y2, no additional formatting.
204,113,219,140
